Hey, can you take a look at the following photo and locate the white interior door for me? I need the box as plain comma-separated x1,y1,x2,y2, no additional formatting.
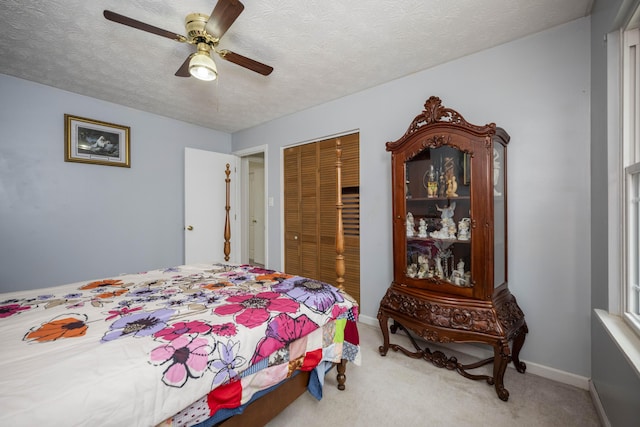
185,148,239,264
249,161,265,265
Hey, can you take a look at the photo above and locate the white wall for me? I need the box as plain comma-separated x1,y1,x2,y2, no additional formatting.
0,75,232,291
233,18,592,377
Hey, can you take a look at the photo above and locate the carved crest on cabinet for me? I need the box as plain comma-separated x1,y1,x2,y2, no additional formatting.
394,96,496,144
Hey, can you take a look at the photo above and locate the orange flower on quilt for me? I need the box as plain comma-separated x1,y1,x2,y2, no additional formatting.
79,279,124,290
256,273,293,282
95,289,129,299
24,314,88,342
201,281,233,290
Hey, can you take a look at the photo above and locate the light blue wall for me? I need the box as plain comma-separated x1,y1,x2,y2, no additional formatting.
0,75,231,292
233,18,592,377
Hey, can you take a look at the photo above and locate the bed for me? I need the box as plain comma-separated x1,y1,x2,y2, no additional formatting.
0,141,359,427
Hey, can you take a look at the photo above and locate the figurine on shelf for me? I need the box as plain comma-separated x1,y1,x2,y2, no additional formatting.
440,156,458,197
451,260,466,286
406,212,415,237
446,174,458,197
418,218,428,238
434,255,444,279
437,202,456,222
430,202,456,239
406,263,418,278
464,271,472,286
457,218,471,240
425,165,438,198
417,254,429,278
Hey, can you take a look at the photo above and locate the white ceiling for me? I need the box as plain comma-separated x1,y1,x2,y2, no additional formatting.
0,0,592,133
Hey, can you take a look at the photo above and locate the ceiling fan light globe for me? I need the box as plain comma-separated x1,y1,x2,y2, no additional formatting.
189,53,218,81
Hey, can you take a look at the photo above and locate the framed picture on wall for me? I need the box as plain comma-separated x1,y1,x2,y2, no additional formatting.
64,114,130,167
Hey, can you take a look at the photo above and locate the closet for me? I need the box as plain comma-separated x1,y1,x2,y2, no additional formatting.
283,133,360,303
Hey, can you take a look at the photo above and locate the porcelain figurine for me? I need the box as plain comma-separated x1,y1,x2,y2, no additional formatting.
457,218,471,240
406,212,415,237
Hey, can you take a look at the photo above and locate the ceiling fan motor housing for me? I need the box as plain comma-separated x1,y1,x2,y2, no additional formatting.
185,13,217,44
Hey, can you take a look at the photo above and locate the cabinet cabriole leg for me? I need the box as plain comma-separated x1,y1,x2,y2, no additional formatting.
378,310,390,356
511,322,528,373
493,341,511,401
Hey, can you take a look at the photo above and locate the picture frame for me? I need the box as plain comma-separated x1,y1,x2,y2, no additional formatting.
64,114,130,167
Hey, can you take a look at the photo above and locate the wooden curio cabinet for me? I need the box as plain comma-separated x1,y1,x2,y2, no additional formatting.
377,97,528,401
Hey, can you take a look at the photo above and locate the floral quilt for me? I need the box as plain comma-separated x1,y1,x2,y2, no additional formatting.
0,263,360,427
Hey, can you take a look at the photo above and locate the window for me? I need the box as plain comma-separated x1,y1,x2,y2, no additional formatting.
623,26,640,334
596,2,640,380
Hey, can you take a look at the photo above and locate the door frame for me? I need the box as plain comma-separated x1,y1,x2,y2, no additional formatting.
234,145,269,267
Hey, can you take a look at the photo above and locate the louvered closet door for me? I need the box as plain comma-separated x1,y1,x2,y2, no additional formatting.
284,144,319,278
283,134,360,304
300,143,319,278
284,147,301,273
319,140,337,288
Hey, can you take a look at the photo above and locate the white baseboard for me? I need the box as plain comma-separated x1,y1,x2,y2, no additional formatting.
589,379,611,427
358,314,590,390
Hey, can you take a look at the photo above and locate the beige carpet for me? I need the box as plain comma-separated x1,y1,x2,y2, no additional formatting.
266,323,601,427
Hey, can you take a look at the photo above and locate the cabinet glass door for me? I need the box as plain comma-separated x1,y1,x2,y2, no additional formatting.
404,146,472,287
493,143,506,287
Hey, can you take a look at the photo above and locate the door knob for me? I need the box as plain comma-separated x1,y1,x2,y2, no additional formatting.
186,225,193,231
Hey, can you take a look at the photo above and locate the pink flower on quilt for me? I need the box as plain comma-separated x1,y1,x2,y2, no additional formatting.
154,320,212,341
150,335,214,388
211,322,238,337
213,292,299,329
0,303,31,318
247,266,275,275
251,313,319,364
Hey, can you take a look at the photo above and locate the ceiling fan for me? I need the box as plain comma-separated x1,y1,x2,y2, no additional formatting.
103,0,273,82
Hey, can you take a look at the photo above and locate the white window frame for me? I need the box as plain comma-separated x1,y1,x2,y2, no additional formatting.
596,5,640,380
623,26,640,334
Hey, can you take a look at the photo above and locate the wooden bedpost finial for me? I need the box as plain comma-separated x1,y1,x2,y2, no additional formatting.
336,139,345,291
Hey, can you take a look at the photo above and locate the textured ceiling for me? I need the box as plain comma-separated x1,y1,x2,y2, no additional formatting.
0,0,592,133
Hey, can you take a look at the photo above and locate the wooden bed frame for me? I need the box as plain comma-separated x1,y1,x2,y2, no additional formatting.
215,139,350,427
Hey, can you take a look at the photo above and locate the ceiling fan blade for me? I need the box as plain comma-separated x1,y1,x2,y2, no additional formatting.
219,50,273,76
103,10,186,42
175,55,194,77
204,0,245,40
